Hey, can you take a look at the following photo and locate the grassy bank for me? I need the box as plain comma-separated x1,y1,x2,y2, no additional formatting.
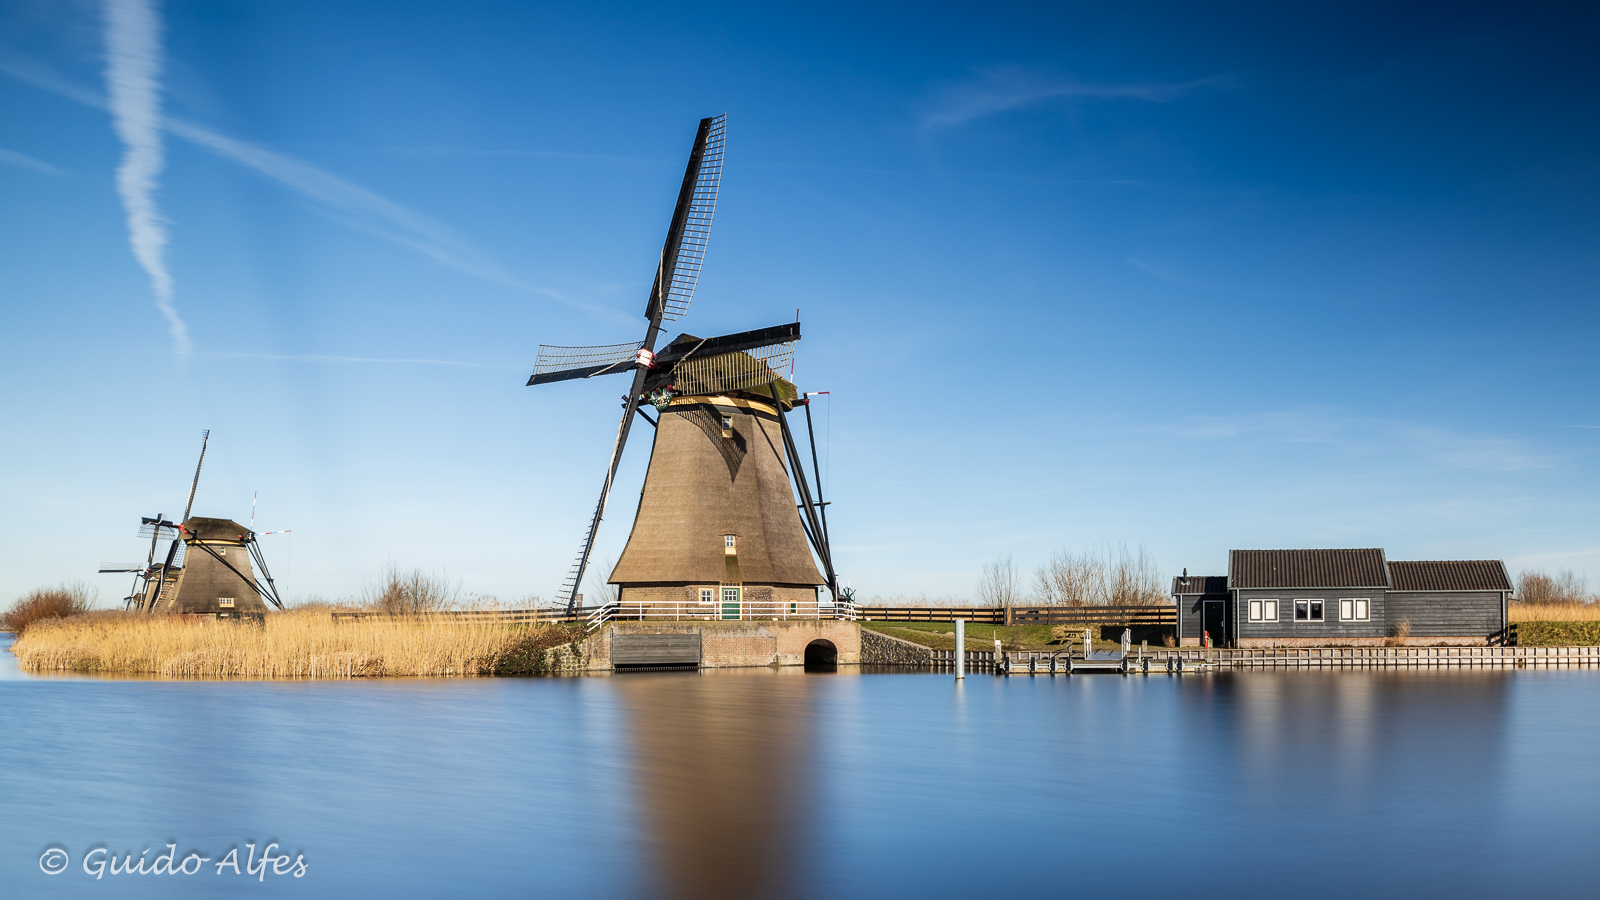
862,622,1158,652
9,610,582,678
1515,622,1600,646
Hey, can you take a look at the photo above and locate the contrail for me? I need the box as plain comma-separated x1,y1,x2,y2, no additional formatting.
103,0,189,355
0,55,617,320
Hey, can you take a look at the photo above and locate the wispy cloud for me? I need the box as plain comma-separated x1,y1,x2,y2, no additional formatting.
202,351,521,371
160,118,533,293
0,147,66,175
922,66,1226,131
1126,255,1298,301
1169,410,1549,472
0,54,612,318
103,0,189,355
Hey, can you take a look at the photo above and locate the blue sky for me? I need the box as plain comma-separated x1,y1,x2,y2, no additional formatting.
2,0,1596,606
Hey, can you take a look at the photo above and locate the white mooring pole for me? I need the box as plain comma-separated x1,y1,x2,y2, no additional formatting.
955,619,965,680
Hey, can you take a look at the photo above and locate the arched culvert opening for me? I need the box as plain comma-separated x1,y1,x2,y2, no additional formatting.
804,639,838,672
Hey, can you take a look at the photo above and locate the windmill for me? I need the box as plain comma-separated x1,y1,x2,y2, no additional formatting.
98,430,286,615
528,114,838,615
97,513,179,610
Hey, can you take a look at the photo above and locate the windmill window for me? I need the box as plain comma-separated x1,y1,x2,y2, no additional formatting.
699,588,714,603
720,415,733,437
724,534,737,555
218,598,235,608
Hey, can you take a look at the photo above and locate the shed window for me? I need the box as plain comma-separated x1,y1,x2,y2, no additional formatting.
1248,599,1279,622
218,598,235,608
699,588,714,603
1294,599,1324,622
1340,598,1370,621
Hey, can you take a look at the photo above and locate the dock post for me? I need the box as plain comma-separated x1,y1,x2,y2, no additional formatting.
956,619,965,680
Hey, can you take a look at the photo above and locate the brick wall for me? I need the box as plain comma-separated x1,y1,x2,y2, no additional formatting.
581,620,860,670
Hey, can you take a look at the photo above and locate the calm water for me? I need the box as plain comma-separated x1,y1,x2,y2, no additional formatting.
3,635,1598,898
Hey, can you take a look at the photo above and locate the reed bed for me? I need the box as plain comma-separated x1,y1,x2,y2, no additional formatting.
9,609,578,678
1509,603,1600,623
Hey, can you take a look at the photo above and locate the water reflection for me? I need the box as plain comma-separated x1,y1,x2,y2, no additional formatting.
1182,672,1512,814
4,640,1596,900
615,670,818,900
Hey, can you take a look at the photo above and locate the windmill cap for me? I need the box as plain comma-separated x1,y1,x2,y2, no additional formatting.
182,517,251,541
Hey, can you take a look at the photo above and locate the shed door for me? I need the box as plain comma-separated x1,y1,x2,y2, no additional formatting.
1203,600,1226,647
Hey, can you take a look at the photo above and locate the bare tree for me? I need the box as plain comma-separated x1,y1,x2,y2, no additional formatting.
588,555,620,606
0,582,96,634
364,565,460,614
1517,568,1594,605
976,553,1021,608
1033,543,1164,607
1033,549,1106,606
1107,543,1165,607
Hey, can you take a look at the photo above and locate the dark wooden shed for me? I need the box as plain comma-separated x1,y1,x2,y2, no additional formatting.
1172,548,1512,647
1172,575,1230,646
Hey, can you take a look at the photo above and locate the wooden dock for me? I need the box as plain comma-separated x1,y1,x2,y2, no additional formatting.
931,645,1600,673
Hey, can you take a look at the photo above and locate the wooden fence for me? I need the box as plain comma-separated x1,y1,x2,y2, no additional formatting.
330,603,1179,629
856,605,1176,627
330,606,605,625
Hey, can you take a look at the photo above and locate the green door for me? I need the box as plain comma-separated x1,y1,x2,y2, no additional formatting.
721,585,741,620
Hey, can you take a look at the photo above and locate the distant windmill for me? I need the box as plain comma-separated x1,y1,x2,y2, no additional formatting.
99,430,286,614
528,115,838,615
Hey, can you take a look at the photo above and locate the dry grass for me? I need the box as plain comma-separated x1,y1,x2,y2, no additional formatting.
1384,617,1412,647
1510,602,1600,623
9,608,579,678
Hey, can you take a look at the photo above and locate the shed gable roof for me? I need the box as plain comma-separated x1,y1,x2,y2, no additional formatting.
1172,575,1228,595
1230,549,1390,589
1387,560,1512,592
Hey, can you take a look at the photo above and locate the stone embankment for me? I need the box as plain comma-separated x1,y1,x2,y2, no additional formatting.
860,627,933,666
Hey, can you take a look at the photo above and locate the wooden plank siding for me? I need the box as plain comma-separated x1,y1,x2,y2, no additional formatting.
1232,588,1390,642
1386,590,1506,637
1176,594,1228,643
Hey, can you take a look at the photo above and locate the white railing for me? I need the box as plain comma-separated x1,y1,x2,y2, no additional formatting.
585,600,859,631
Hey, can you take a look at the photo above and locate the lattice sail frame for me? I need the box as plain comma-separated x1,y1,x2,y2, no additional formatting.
137,522,180,541
660,114,726,323
533,341,645,378
670,344,795,397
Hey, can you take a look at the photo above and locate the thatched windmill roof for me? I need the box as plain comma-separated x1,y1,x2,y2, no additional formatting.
609,395,823,588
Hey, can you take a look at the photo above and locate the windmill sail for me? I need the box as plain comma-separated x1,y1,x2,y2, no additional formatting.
529,115,732,614
529,341,646,386
671,346,796,398
138,520,180,541
648,113,726,323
